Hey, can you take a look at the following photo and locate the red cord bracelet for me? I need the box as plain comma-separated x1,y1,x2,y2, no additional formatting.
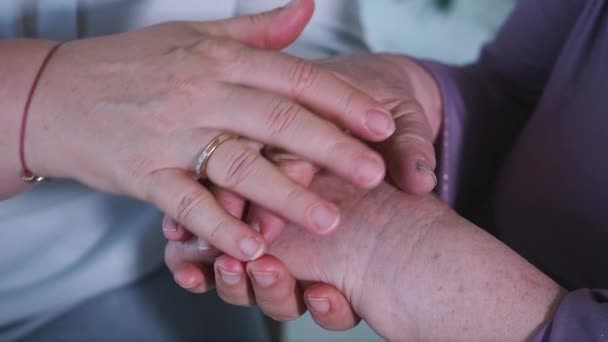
19,43,62,183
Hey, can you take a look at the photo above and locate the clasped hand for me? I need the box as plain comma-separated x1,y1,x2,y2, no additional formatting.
163,51,442,332
26,1,402,262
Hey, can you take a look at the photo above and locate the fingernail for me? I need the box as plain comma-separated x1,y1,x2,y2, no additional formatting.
355,156,385,187
251,271,278,288
250,221,261,232
366,109,395,137
239,236,265,260
417,160,438,187
174,271,198,289
162,216,178,232
310,203,340,234
218,268,242,285
197,238,211,251
306,297,330,314
286,0,300,8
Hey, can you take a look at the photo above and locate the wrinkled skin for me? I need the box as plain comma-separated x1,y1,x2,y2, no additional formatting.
22,1,396,263
169,170,563,341
163,52,444,329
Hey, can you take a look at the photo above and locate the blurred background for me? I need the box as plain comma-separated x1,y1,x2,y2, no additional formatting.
284,0,515,340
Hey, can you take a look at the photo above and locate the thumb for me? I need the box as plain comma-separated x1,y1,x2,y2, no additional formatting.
378,100,438,195
201,0,315,49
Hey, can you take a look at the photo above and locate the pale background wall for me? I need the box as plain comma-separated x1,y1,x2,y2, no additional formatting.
284,0,515,340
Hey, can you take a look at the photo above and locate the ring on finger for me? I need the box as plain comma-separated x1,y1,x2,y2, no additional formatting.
195,133,239,181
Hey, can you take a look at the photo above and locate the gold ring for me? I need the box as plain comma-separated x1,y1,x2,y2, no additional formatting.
195,133,238,180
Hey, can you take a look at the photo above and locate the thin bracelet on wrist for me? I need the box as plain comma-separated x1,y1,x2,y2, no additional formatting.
19,42,62,184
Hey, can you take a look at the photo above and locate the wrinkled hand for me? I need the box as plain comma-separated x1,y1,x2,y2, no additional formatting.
321,53,442,193
28,1,396,262
164,52,444,329
165,170,448,338
168,171,563,341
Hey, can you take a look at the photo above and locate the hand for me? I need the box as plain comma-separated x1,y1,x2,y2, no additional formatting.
164,52,444,328
165,54,441,330
320,53,443,194
26,1,394,262
164,157,361,329
168,171,564,340
269,173,564,341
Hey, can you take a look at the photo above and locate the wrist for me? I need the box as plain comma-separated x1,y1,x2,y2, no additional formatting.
351,194,450,340
357,198,565,341
0,39,59,197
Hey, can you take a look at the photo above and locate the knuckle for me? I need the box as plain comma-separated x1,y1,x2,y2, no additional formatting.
326,137,355,162
287,59,318,97
393,100,433,137
267,98,302,136
339,88,359,119
282,185,306,208
165,78,200,112
217,146,261,188
196,38,246,71
207,218,230,241
393,132,430,147
176,188,210,226
194,37,231,58
165,44,196,64
245,13,265,26
394,100,424,119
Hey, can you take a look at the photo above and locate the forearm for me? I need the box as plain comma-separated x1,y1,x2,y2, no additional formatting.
0,39,58,199
362,208,565,341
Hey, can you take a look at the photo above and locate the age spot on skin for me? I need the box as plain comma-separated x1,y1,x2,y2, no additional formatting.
432,252,440,261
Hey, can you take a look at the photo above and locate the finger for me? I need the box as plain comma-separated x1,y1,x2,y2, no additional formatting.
164,239,219,272
209,86,386,189
265,148,319,187
249,151,318,243
148,170,266,261
210,138,261,220
304,283,361,331
246,255,306,321
214,254,255,306
219,50,395,142
164,239,218,293
205,187,247,250
212,187,247,218
199,0,314,50
173,262,216,294
379,100,438,195
162,215,192,241
162,141,260,244
203,137,341,235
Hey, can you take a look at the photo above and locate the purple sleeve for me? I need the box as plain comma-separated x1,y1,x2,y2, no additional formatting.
410,0,608,339
417,0,585,214
533,290,608,342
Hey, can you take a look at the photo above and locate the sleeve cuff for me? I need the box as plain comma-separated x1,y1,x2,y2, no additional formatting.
532,289,608,342
415,59,466,207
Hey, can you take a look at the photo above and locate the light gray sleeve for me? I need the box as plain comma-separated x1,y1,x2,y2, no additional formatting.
0,0,23,38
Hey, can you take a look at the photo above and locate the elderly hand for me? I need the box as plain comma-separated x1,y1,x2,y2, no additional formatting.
167,170,564,340
164,52,445,328
25,1,395,262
